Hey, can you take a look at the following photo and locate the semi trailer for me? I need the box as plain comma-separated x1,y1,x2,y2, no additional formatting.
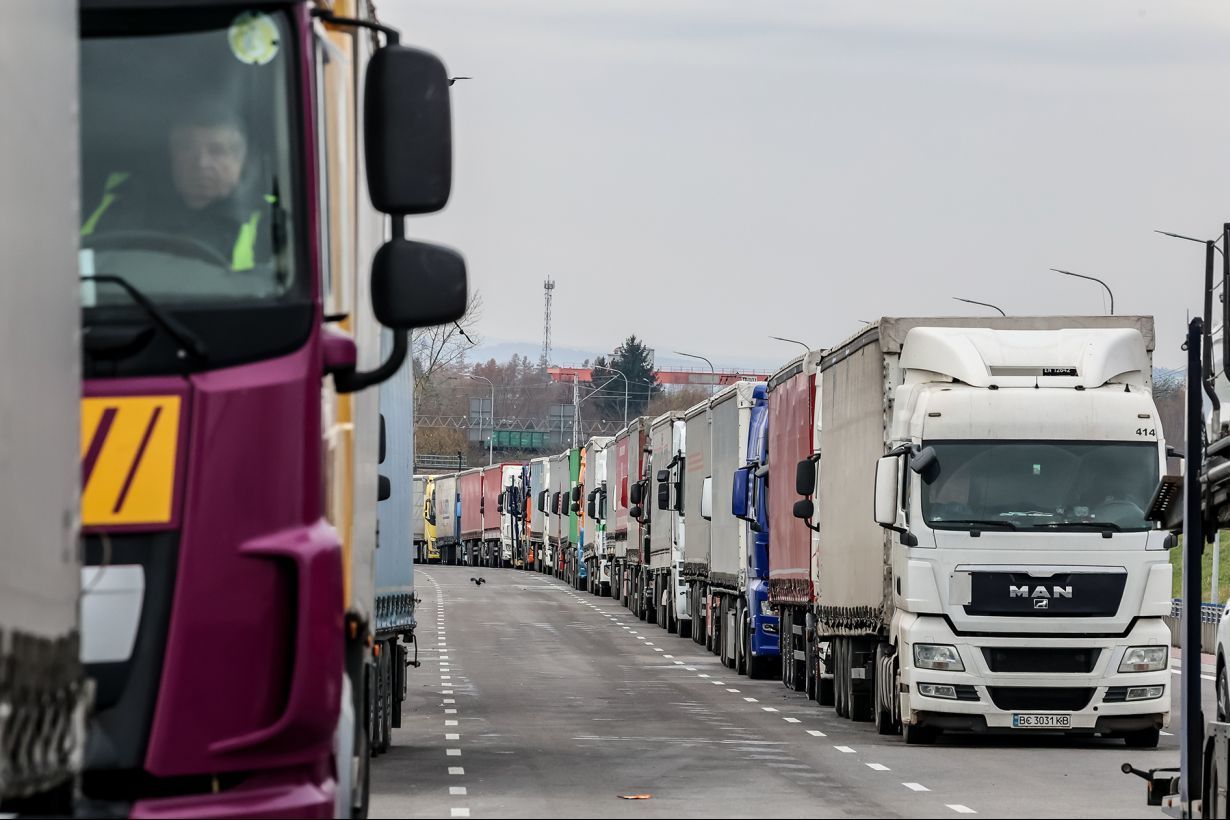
648,412,687,633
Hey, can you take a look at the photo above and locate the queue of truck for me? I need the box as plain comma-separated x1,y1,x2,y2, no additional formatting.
421,314,1174,748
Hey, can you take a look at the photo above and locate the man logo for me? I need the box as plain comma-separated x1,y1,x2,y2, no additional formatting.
1034,598,1049,610
1010,584,1073,600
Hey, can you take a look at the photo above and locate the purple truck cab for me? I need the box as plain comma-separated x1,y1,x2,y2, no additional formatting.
77,2,465,815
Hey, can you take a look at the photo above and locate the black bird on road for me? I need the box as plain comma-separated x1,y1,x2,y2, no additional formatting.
470,576,486,586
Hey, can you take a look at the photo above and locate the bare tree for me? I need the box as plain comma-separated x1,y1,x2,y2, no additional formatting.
413,290,483,409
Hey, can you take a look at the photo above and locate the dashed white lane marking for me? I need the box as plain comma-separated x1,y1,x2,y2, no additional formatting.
947,806,976,814
444,698,456,704
451,808,470,817
834,745,856,754
654,648,665,652
443,690,454,695
744,697,759,703
698,674,711,678
674,661,685,665
711,681,724,685
761,707,779,713
446,720,458,726
903,782,929,792
806,730,826,737
686,667,698,672
449,767,464,775
867,763,890,771
450,787,467,796
782,717,801,723
446,733,460,740
664,655,674,659
446,708,458,714
727,688,740,693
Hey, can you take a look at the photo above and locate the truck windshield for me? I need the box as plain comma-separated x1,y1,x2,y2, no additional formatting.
81,9,302,304
920,440,1159,533
79,8,310,375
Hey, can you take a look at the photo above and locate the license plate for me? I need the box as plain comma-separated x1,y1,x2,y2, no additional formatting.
1011,713,1071,729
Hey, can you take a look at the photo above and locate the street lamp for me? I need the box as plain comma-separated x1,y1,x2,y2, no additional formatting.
591,364,629,427
769,335,811,354
467,374,494,466
674,350,716,396
952,296,1006,317
1051,268,1114,315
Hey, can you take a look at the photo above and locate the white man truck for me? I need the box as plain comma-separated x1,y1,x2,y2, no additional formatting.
786,316,1172,747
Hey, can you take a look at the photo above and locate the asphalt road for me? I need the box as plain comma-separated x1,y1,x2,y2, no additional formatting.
370,564,1209,819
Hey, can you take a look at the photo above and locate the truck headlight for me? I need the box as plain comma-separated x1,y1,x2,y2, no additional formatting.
1119,646,1168,673
913,644,964,672
759,600,774,618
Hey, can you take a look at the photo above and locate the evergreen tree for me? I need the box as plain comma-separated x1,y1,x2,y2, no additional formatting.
586,335,660,422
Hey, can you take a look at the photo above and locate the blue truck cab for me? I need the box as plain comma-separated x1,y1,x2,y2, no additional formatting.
732,384,779,667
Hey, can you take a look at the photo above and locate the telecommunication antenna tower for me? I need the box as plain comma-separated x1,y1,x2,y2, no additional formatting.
541,278,556,366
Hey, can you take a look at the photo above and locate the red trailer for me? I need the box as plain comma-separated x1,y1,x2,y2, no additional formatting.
766,351,822,692
458,467,484,564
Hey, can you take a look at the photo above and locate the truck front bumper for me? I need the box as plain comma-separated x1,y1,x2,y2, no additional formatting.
131,771,335,819
899,616,1171,733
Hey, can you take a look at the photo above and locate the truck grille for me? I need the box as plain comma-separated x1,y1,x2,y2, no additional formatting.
987,687,1094,711
981,647,1100,674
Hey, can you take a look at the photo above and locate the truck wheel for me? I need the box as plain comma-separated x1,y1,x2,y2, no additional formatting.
381,648,395,750
719,597,733,668
1123,727,1160,748
805,633,817,701
1220,664,1228,722
834,638,849,717
874,645,898,735
736,606,748,676
903,720,937,745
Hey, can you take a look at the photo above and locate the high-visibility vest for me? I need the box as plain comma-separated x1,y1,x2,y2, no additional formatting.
80,172,267,272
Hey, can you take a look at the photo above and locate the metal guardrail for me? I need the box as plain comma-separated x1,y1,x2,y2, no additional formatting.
1165,599,1224,653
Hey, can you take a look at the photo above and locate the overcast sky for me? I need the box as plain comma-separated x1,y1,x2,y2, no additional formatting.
384,1,1230,371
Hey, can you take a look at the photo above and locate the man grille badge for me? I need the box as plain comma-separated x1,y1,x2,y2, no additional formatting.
1034,598,1049,610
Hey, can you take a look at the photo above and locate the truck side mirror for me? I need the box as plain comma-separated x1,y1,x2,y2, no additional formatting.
572,485,582,502
874,456,901,528
701,476,713,520
497,492,504,513
371,239,467,330
795,457,815,496
793,498,813,520
571,501,581,514
731,466,751,520
657,469,669,482
378,474,391,502
629,482,643,506
537,490,547,512
908,445,939,484
657,481,670,511
365,44,452,214
587,495,596,518
630,504,643,520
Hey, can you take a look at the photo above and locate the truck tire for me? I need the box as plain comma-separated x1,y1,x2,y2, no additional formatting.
1123,727,1160,748
903,720,937,745
718,597,732,668
736,604,748,676
813,640,834,706
706,595,718,654
874,644,898,735
381,647,394,751
834,637,849,717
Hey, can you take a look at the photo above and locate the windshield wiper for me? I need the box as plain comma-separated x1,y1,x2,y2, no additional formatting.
930,519,1017,530
82,274,209,363
1034,521,1122,533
